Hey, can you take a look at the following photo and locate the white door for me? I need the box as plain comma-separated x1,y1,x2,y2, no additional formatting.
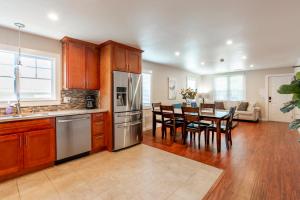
268,74,294,122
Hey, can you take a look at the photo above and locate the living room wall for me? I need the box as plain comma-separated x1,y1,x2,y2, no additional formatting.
200,67,294,120
142,61,201,105
142,61,201,130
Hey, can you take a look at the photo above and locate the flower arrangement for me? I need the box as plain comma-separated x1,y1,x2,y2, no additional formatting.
180,88,197,101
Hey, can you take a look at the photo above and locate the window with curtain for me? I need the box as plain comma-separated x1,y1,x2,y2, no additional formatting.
142,72,151,106
213,74,245,101
0,50,56,102
187,76,197,90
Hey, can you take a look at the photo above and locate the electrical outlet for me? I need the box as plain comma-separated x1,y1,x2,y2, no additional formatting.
63,97,71,103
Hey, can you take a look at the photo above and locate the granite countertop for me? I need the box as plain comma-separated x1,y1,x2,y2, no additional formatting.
0,108,108,123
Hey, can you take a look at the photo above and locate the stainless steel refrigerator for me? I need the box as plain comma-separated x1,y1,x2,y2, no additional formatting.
113,71,142,151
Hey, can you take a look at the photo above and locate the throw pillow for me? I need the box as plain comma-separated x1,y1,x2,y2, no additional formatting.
238,102,249,111
215,101,225,110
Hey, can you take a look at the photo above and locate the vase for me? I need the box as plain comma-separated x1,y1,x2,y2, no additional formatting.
185,98,195,107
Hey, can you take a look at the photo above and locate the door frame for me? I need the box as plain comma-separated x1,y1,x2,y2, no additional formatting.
265,73,294,121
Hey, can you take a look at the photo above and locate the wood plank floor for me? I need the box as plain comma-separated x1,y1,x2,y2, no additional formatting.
142,121,300,200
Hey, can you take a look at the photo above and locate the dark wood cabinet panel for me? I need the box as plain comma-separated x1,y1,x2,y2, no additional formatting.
0,134,22,177
92,134,105,152
23,129,55,169
0,118,55,181
86,47,100,90
93,121,104,136
67,42,86,89
62,37,100,90
113,45,127,72
91,113,107,152
127,49,141,74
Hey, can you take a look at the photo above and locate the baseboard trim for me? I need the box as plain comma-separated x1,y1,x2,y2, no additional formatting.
236,119,260,123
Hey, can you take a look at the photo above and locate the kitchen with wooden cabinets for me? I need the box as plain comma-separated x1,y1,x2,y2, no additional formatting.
0,36,142,182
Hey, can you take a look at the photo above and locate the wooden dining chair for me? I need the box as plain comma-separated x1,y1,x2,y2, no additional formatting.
200,103,216,113
160,105,184,142
182,107,208,148
152,102,162,136
200,103,216,126
208,106,236,150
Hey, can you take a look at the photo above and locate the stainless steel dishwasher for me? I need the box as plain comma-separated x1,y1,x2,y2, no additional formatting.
56,114,91,162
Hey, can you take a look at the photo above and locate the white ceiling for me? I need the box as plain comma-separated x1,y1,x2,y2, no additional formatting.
0,0,300,74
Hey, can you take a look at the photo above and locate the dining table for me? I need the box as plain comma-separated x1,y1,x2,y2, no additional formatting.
152,109,230,153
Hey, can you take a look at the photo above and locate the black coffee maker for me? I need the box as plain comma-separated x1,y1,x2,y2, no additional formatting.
85,95,97,109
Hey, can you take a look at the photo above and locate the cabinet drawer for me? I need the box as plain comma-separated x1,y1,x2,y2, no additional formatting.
93,121,104,135
0,118,55,136
92,113,104,122
92,134,105,151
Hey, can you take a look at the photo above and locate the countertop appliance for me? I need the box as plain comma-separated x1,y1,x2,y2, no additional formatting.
56,114,91,162
113,71,142,151
86,95,96,109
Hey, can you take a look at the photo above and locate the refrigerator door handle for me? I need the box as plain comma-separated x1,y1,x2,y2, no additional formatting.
128,74,132,110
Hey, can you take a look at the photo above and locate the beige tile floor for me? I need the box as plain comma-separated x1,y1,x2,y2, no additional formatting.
0,144,223,200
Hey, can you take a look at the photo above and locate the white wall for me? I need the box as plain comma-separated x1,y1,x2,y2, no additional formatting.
201,67,294,120
0,26,61,54
142,61,202,131
143,61,201,105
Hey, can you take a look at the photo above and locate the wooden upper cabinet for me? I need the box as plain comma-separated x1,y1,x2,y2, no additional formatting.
113,45,127,72
127,49,141,74
101,41,143,74
86,46,100,90
0,134,22,176
62,37,100,90
65,42,86,89
23,129,55,169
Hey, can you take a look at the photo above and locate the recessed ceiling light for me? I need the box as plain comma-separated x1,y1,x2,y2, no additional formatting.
250,64,254,68
47,12,59,21
242,56,247,60
201,62,205,65
226,40,233,45
174,51,180,56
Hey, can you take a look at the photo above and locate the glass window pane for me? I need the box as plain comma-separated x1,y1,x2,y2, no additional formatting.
0,51,14,65
187,77,197,90
214,77,228,100
142,73,151,105
37,68,51,79
20,66,36,78
20,78,52,99
229,75,245,101
0,77,16,101
0,65,14,77
21,56,35,67
37,59,52,69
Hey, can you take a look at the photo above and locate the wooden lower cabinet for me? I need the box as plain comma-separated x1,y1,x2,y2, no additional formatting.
0,118,55,181
92,134,105,152
23,129,55,169
92,113,106,152
0,134,22,177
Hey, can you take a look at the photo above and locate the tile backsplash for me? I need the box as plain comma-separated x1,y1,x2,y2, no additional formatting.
0,89,99,115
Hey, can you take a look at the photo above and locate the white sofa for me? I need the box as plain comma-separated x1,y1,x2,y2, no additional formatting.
216,101,261,122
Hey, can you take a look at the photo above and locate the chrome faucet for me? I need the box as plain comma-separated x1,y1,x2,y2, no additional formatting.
15,100,21,115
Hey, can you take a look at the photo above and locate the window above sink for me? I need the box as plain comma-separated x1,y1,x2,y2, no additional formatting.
0,45,61,107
